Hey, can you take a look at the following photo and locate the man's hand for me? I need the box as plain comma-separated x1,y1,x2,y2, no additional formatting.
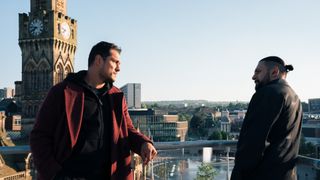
140,142,157,165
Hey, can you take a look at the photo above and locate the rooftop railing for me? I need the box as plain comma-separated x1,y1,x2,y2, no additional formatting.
0,141,319,179
1,141,316,165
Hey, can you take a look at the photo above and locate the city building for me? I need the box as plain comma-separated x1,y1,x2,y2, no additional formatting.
5,115,22,132
302,123,320,145
5,115,22,140
121,83,141,109
129,108,188,142
212,110,221,120
14,81,22,104
220,121,231,133
301,114,320,158
308,98,320,114
0,88,15,99
221,110,229,118
0,99,22,139
0,111,6,132
221,110,247,139
18,0,77,136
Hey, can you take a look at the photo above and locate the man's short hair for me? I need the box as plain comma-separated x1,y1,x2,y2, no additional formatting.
259,56,293,73
88,41,121,67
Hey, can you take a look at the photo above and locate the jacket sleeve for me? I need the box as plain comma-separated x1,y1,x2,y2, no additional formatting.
30,86,63,180
122,97,153,155
231,91,284,180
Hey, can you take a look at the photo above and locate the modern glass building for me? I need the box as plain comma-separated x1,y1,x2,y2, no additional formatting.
129,109,188,142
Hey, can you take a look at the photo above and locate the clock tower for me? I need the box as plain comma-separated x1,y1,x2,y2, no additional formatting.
18,0,77,136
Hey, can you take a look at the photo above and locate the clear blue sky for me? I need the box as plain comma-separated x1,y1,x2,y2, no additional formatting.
1,0,319,102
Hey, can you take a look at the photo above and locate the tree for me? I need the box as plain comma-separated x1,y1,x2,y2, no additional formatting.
141,103,148,109
149,103,159,108
204,114,214,127
208,131,222,140
195,162,217,180
190,113,208,137
299,134,316,158
190,114,203,129
220,131,228,140
208,131,229,140
179,113,191,122
226,102,248,111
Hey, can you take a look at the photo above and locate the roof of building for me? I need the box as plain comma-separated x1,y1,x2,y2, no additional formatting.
0,99,16,111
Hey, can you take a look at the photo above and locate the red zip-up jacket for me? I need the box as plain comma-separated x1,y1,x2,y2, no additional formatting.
30,80,152,180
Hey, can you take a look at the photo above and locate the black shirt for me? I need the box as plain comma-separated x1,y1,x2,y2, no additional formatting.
59,77,113,179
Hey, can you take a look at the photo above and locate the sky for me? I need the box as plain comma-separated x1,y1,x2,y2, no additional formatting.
0,0,319,102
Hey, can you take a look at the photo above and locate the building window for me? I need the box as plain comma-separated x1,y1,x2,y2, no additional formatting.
35,43,39,51
58,23,61,34
14,119,21,125
55,63,64,84
31,71,36,91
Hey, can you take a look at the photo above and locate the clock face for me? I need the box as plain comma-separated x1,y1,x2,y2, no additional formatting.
29,19,44,36
60,22,70,39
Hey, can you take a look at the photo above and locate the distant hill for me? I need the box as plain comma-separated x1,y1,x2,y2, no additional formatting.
143,100,248,107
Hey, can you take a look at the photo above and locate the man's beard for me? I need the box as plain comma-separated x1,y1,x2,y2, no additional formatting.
255,75,271,91
99,71,115,84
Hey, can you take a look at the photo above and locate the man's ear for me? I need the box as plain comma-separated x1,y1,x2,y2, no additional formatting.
94,54,103,66
271,66,280,79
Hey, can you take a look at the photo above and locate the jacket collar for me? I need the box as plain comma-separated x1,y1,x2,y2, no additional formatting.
267,78,288,86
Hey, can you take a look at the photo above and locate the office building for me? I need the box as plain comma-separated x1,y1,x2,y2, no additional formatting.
129,109,188,142
308,98,320,114
121,83,141,109
0,88,15,99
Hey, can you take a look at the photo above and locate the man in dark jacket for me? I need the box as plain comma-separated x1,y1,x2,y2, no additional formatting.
30,41,157,180
231,56,302,180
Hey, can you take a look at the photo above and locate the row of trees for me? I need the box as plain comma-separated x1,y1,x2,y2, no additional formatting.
299,134,319,158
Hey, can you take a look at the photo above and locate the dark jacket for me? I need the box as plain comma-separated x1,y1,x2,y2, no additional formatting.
30,75,152,180
231,79,303,180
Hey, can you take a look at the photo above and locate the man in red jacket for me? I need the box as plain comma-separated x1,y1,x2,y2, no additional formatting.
30,41,157,180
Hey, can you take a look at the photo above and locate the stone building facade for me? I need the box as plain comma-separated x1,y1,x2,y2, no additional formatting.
18,0,77,136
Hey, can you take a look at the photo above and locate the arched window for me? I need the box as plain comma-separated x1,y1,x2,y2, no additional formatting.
55,63,64,84
39,60,50,90
31,70,37,91
24,61,36,93
65,64,72,78
45,69,50,88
